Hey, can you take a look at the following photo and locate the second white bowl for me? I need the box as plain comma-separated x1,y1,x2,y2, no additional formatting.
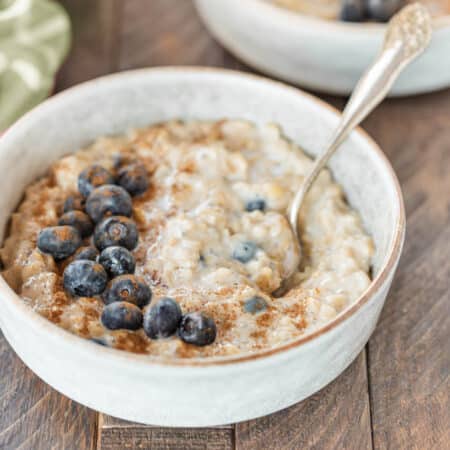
195,0,450,96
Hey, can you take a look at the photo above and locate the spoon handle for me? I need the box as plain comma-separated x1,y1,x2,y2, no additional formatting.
289,4,431,239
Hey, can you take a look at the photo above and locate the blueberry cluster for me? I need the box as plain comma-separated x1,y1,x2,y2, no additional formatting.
36,159,217,347
340,0,404,22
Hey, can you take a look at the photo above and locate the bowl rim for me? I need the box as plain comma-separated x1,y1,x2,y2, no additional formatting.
240,0,450,31
0,66,406,367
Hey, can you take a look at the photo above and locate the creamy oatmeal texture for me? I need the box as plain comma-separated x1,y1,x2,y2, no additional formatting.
1,120,374,358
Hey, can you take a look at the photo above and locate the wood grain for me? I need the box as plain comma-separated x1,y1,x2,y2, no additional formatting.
117,0,248,70
363,91,450,450
0,332,97,450
236,352,373,450
99,414,234,450
56,0,122,89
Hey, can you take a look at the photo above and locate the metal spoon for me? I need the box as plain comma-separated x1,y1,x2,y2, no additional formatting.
277,3,432,295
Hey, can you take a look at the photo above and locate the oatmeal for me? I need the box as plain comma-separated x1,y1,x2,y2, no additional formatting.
273,0,449,20
0,120,374,358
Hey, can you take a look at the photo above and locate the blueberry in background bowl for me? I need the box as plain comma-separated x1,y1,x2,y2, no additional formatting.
194,0,450,96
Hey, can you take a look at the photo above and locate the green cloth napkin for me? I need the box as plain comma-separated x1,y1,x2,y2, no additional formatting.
0,0,71,130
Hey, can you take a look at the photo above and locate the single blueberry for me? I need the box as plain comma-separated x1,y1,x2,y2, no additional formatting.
78,165,115,198
102,274,151,307
143,297,182,339
37,226,81,260
63,260,108,297
117,162,149,196
99,246,136,278
101,301,143,331
86,185,133,223
366,0,403,22
58,210,94,238
339,0,366,21
178,312,217,346
232,241,257,263
94,216,138,251
63,194,85,213
246,198,266,212
73,245,99,261
244,296,268,314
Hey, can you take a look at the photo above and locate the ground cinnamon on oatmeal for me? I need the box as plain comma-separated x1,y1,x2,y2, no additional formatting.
0,120,373,358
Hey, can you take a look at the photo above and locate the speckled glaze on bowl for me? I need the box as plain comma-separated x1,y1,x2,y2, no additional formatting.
0,68,405,426
194,0,450,96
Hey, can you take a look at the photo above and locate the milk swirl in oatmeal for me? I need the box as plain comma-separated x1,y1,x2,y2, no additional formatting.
0,120,374,358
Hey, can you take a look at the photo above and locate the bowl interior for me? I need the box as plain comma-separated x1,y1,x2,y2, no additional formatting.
0,68,401,286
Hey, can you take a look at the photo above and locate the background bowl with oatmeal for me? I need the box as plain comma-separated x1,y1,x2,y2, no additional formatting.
194,0,450,96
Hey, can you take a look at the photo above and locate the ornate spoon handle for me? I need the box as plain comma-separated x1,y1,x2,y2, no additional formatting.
289,3,432,241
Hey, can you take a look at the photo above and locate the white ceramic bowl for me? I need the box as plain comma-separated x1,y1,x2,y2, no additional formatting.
0,68,405,426
194,0,450,96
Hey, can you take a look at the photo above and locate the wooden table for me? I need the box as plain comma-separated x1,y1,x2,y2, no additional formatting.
1,1,449,449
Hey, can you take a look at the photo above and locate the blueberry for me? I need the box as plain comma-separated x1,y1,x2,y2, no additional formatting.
73,245,99,261
232,241,257,263
143,297,182,339
86,185,133,223
37,226,81,260
246,198,266,212
63,194,85,213
63,260,108,297
178,312,217,346
244,296,268,314
99,246,135,278
101,301,143,331
366,0,403,22
58,210,94,238
94,216,138,251
340,0,366,21
78,165,115,198
102,274,151,307
117,162,149,196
